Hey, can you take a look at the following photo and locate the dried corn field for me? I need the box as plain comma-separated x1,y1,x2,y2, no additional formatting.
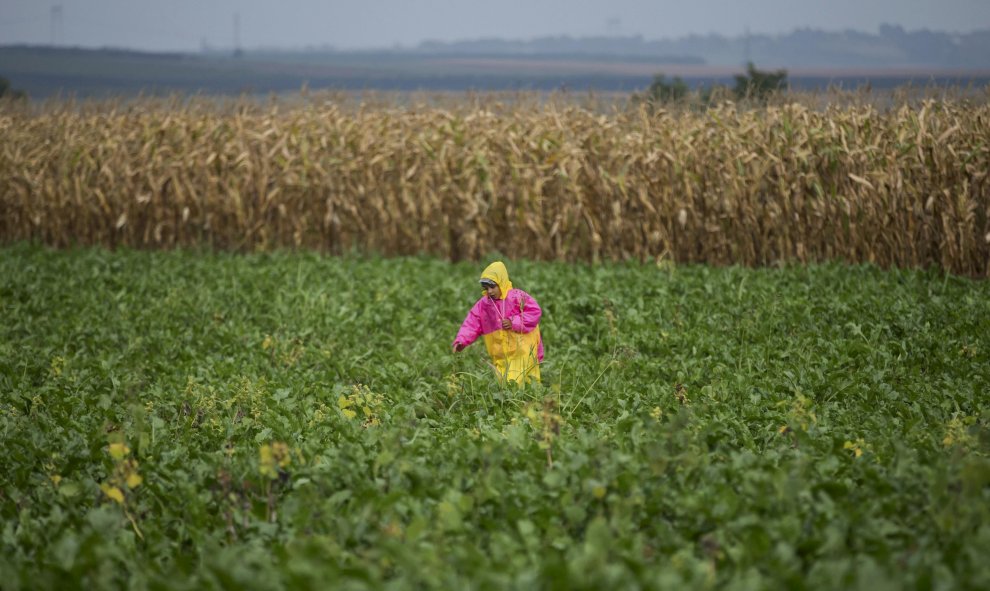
1,98,988,275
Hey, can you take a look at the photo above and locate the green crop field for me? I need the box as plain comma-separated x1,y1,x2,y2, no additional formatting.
1,243,988,590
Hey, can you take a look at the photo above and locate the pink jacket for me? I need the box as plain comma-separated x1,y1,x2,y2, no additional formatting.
453,289,545,362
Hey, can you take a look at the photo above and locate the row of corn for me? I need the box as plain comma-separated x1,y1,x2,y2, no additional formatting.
1,98,987,275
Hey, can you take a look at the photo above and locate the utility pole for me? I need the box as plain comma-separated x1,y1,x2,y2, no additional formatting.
233,13,243,57
743,26,751,67
50,5,63,46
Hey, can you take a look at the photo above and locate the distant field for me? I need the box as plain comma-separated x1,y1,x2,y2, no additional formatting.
1,245,988,588
3,45,990,98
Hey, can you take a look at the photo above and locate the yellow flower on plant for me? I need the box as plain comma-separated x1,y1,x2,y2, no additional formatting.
102,440,142,503
272,441,291,468
118,458,142,489
259,444,277,479
525,405,539,422
337,394,357,419
787,394,817,431
650,406,663,420
446,374,460,397
108,442,130,460
101,483,125,504
338,385,384,425
260,441,291,479
942,416,976,449
843,439,865,458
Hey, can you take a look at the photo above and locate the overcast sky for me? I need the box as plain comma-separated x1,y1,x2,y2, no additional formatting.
1,0,988,52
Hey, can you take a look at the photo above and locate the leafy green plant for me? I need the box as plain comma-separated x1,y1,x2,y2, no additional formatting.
0,244,988,588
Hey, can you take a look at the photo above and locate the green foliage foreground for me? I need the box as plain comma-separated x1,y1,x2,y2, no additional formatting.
1,244,988,590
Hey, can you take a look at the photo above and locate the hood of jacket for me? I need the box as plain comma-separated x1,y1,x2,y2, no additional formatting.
481,261,513,300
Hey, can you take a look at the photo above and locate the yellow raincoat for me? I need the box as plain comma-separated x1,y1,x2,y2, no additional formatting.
453,262,544,385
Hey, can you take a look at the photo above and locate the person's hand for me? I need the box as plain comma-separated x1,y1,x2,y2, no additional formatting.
452,342,465,353
501,318,512,330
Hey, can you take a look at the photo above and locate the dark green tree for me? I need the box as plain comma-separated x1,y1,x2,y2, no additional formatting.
0,76,27,100
733,62,787,101
633,74,689,109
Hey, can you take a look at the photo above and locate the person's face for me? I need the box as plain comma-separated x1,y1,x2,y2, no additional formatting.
483,283,501,299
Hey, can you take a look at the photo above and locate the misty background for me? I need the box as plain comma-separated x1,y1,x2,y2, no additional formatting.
1,1,988,98
2,0,989,52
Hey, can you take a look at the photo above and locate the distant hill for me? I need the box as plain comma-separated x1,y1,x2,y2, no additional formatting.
412,25,990,69
1,26,988,99
412,36,704,64
0,45,685,98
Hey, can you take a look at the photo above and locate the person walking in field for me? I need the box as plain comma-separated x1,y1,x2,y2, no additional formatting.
451,261,544,385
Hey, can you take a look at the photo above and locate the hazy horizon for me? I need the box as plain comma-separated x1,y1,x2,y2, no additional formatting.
1,0,988,53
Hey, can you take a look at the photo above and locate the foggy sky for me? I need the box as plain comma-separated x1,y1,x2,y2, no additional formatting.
1,0,988,52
